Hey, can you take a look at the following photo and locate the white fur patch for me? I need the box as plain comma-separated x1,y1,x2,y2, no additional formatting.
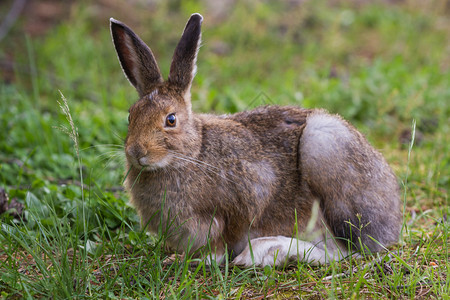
305,113,350,135
148,89,159,100
246,160,275,201
233,236,347,267
301,112,352,159
204,252,224,266
190,14,202,80
141,155,171,171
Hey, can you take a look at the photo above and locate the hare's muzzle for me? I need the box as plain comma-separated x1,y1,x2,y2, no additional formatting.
125,143,171,171
126,144,144,160
125,144,148,167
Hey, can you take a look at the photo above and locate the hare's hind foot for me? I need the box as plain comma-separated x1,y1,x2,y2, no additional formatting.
232,236,349,267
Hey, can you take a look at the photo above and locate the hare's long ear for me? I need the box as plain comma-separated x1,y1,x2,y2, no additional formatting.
168,13,203,98
110,18,163,97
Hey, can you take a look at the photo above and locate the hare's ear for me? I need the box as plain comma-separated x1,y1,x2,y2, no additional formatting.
110,18,163,97
168,13,203,97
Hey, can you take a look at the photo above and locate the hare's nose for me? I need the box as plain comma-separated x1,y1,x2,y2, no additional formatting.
138,157,149,166
126,144,146,160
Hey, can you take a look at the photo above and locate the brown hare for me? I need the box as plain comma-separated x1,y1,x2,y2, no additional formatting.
110,13,402,267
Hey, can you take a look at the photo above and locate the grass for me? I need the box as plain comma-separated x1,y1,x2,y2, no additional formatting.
0,0,448,298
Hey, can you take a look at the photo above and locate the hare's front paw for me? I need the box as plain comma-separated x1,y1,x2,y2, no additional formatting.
232,236,293,267
233,236,330,267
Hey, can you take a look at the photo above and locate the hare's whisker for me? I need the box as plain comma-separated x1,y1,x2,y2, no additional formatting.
82,144,124,151
173,156,215,183
173,158,223,185
111,131,125,143
168,150,245,182
167,150,221,171
169,153,242,187
96,150,125,161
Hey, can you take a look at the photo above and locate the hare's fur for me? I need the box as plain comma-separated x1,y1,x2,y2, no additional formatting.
110,14,402,267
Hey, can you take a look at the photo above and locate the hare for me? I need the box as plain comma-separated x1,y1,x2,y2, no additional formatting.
110,13,402,267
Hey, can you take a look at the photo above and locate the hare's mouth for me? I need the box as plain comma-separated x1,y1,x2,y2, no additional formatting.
128,154,171,171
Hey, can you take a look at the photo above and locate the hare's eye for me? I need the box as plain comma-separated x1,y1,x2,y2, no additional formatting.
165,113,177,127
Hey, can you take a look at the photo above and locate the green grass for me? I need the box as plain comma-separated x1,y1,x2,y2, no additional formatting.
0,0,448,298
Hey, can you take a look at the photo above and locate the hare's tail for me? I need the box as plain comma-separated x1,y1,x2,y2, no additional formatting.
299,111,401,253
